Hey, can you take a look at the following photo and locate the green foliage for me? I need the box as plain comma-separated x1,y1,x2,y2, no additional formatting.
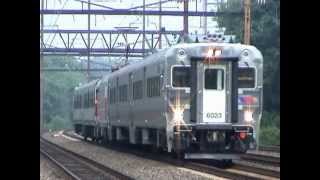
45,115,72,131
43,56,86,130
259,126,280,146
259,111,280,146
261,111,280,128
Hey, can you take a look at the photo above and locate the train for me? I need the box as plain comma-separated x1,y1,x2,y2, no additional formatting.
72,42,263,161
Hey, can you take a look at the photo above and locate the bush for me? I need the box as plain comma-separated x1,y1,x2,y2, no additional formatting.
261,111,280,128
45,115,72,131
259,111,280,146
259,126,280,146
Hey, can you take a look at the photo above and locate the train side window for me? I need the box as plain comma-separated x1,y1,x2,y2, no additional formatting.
91,90,94,107
84,93,86,108
110,87,116,104
133,80,143,100
87,92,89,108
112,87,116,104
172,67,190,88
143,67,146,97
111,88,113,104
116,78,119,103
77,95,79,109
112,88,115,104
85,92,87,108
89,91,92,107
77,95,79,108
73,95,76,109
119,85,128,102
82,94,84,108
87,91,90,108
205,69,224,90
147,77,160,97
109,88,112,104
154,77,160,96
238,67,255,88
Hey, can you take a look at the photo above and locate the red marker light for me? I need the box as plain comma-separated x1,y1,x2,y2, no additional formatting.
239,132,247,140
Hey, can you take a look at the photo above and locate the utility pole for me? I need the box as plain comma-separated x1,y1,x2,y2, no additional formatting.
142,0,146,57
40,0,44,134
244,0,251,44
159,0,162,49
183,0,189,35
202,0,207,35
87,0,91,82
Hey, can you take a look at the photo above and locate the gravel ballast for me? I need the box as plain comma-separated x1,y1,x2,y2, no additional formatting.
43,132,228,180
40,153,72,180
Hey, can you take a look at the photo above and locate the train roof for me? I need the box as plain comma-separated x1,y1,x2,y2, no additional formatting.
173,43,262,56
74,79,100,93
173,43,263,66
74,43,263,89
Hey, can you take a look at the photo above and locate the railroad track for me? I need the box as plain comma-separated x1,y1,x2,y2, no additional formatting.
232,161,280,178
40,137,133,180
57,130,280,180
258,145,280,153
241,153,280,167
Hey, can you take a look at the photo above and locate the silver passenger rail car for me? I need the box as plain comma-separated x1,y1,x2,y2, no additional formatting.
72,43,263,161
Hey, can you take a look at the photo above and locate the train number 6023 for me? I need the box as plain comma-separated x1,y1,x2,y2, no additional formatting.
206,113,222,118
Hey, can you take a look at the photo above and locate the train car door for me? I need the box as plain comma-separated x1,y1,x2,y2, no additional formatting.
201,64,227,123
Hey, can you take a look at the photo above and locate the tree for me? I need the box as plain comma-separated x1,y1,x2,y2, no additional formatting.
43,56,86,130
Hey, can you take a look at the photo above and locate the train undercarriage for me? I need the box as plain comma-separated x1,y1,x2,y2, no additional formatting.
74,123,254,163
173,124,254,160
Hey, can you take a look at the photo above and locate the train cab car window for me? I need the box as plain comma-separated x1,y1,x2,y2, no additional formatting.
205,69,224,90
238,67,255,88
172,66,190,88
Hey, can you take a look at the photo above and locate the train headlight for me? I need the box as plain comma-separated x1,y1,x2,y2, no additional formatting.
173,108,184,124
207,48,214,57
215,49,222,56
244,109,254,122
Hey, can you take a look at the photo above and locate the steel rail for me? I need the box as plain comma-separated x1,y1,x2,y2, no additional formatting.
241,153,280,167
40,137,133,180
232,163,280,178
